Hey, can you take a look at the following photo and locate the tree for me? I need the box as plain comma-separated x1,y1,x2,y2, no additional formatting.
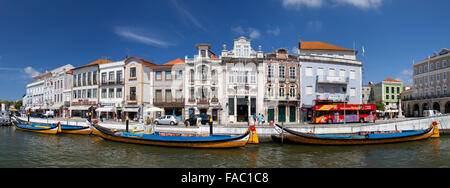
14,100,23,109
376,100,385,111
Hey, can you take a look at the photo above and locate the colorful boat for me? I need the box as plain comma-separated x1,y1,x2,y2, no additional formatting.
13,117,91,135
57,123,92,135
89,122,251,148
271,122,440,145
14,122,60,134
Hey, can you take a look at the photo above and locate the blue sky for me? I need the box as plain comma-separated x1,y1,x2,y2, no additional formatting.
1,0,449,101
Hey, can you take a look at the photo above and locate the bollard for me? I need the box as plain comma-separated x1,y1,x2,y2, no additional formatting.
27,112,30,123
126,116,129,132
88,112,92,123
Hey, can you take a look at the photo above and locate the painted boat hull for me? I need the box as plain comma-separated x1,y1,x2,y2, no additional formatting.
272,123,439,145
15,123,59,135
89,123,250,148
58,125,92,135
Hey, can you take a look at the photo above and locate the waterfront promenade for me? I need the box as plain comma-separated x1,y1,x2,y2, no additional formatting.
17,115,450,142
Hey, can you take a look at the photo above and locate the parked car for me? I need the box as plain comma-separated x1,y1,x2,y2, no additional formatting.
423,110,438,117
184,114,212,126
153,115,178,125
30,112,44,118
42,111,54,118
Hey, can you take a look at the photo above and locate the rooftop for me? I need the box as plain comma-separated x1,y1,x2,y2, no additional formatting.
300,41,357,53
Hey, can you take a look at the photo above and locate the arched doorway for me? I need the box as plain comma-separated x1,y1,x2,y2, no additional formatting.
422,103,429,117
433,102,441,112
446,101,450,114
413,104,420,117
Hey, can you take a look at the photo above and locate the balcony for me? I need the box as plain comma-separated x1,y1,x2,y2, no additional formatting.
317,75,349,84
153,98,185,107
100,79,124,86
198,98,209,105
264,94,300,101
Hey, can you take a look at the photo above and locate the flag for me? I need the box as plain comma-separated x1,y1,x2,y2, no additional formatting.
362,46,365,57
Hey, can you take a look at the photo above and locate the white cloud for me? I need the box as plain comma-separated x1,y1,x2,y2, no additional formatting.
231,26,261,39
281,0,325,8
334,0,383,9
281,0,383,9
395,69,413,85
23,66,41,78
267,26,281,36
170,0,207,31
114,27,173,48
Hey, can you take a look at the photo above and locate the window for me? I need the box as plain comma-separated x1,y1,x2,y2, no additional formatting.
397,87,400,93
419,67,422,74
268,85,274,97
117,71,122,83
201,66,207,81
279,85,285,97
156,71,162,80
165,90,172,101
228,98,235,115
443,60,447,68
109,88,114,98
305,67,313,77
289,85,296,97
268,65,274,78
444,72,447,80
109,71,114,81
93,88,97,98
102,89,107,98
391,87,395,93
290,67,296,79
328,68,335,77
279,66,285,78
155,90,162,102
201,50,206,57
116,88,122,98
317,67,324,76
176,70,182,79
102,72,107,84
130,67,137,78
386,87,390,93
306,86,313,96
87,89,91,98
392,95,395,100
82,89,86,98
386,95,389,99
73,90,77,99
339,69,346,77
437,62,440,69
165,71,171,80
73,75,77,87
350,88,356,97
87,72,92,85
129,87,136,100
350,70,356,80
82,73,86,86
437,73,440,82
250,72,256,84
93,71,97,85
229,71,234,83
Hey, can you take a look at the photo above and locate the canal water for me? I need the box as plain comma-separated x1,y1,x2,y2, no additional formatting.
1,126,449,168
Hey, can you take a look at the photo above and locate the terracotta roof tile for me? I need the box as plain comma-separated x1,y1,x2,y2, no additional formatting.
300,41,356,52
163,58,185,65
383,78,402,83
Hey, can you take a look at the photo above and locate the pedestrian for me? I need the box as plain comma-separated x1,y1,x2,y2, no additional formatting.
252,114,257,125
258,113,262,126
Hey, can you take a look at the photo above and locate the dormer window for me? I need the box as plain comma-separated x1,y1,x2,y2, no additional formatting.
201,50,206,57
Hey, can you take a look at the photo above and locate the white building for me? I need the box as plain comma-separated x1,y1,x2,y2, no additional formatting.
221,36,265,124
69,59,108,118
97,60,125,120
24,64,74,116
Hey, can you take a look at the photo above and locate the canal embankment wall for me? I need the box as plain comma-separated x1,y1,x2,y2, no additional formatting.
18,115,450,143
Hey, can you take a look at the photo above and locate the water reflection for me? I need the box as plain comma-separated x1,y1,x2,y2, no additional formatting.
1,126,449,168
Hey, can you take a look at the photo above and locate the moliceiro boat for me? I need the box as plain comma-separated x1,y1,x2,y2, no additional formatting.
12,117,91,135
272,122,440,145
89,122,251,148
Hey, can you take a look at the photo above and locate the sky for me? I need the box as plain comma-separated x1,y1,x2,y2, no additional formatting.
0,0,449,101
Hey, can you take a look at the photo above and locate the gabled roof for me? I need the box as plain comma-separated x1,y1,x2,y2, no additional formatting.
163,58,185,66
72,58,113,71
383,78,402,83
125,57,157,67
300,41,357,53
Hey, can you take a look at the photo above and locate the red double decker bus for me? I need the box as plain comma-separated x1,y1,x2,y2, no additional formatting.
312,100,377,124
